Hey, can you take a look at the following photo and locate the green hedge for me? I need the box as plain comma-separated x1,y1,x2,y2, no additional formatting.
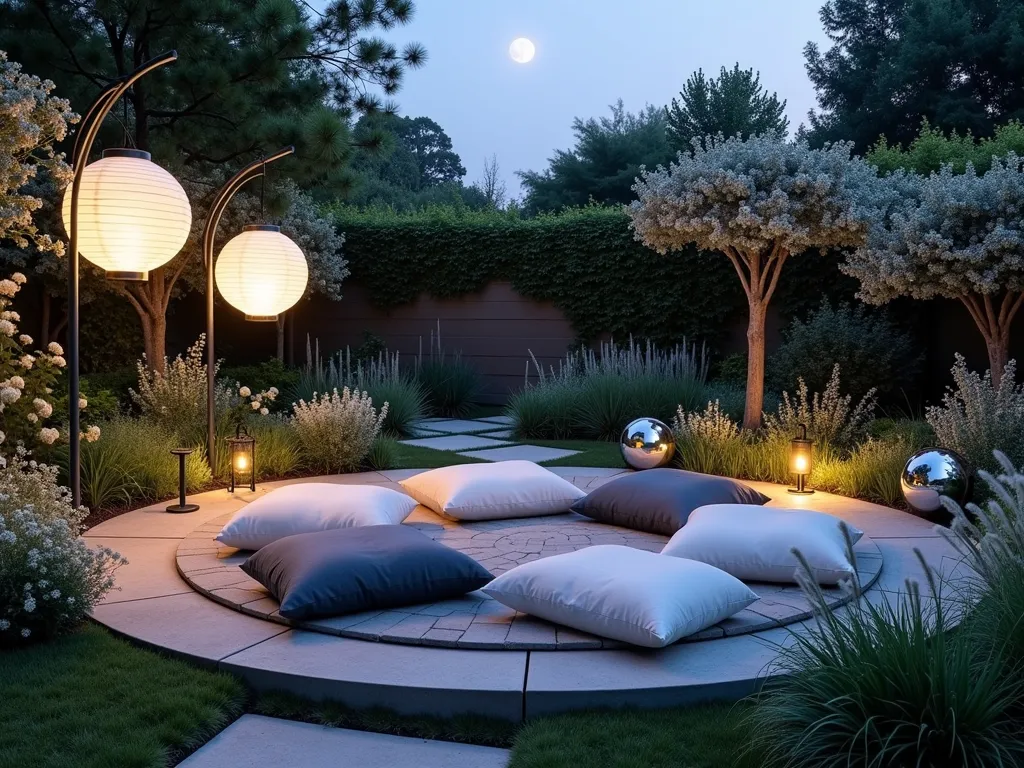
332,205,859,349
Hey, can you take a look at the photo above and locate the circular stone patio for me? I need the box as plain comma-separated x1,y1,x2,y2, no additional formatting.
177,509,883,650
86,467,975,721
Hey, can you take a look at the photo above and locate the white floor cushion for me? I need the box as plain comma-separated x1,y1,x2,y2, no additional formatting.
661,504,864,585
398,460,584,520
482,545,758,647
216,483,417,550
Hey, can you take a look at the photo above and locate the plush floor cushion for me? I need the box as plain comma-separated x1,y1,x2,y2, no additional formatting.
241,525,493,620
217,483,418,550
661,504,864,585
482,545,757,647
570,468,769,536
398,460,585,521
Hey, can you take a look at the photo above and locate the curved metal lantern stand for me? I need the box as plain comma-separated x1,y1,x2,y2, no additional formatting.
202,146,295,472
67,50,178,508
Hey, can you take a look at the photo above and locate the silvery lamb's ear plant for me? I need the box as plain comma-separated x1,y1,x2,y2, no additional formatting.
842,156,1024,384
628,134,874,430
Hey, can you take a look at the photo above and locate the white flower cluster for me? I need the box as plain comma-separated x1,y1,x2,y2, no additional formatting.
237,384,277,419
291,387,388,473
0,455,124,644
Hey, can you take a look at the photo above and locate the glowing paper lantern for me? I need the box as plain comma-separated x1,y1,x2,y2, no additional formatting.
61,149,191,280
214,224,308,321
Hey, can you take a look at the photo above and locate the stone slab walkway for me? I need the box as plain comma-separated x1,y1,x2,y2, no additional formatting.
179,715,509,768
399,418,581,462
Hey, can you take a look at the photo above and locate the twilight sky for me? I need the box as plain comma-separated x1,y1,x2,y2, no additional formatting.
365,0,832,198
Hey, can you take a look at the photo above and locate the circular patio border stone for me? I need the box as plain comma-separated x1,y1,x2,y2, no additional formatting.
176,507,883,651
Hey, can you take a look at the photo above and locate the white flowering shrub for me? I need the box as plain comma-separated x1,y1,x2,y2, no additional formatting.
926,355,1024,473
131,334,231,443
764,364,876,451
0,451,124,646
673,399,742,443
0,273,97,453
291,387,388,473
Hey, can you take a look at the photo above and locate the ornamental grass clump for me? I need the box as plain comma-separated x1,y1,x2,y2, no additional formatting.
295,339,426,436
0,451,124,646
927,355,1024,473
746,537,1024,768
941,450,1024,672
291,387,388,473
511,338,707,440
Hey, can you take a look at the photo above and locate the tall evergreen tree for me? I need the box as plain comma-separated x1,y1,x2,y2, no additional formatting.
665,64,788,152
0,0,425,368
805,0,1024,150
519,100,672,214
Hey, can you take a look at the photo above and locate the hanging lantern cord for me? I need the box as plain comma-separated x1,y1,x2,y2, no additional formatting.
260,161,267,223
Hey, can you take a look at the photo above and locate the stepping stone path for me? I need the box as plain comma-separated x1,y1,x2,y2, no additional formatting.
180,715,509,767
401,418,581,463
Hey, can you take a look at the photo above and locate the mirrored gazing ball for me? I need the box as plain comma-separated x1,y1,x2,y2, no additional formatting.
620,417,676,470
900,447,972,516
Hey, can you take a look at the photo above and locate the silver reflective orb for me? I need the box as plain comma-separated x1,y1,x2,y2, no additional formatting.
901,448,972,516
620,418,676,470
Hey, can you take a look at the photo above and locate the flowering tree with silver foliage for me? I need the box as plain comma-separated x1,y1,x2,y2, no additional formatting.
629,134,872,429
843,158,1024,384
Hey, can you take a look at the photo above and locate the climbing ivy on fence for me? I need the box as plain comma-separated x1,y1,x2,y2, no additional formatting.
330,205,859,349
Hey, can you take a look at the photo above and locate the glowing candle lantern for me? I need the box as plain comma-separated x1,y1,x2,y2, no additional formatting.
214,224,308,321
788,423,814,495
61,149,191,280
227,426,255,493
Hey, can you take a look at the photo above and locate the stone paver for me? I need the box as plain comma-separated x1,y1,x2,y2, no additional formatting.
409,419,500,434
459,445,581,462
477,428,514,439
400,434,511,452
220,630,526,719
179,715,509,768
476,415,515,425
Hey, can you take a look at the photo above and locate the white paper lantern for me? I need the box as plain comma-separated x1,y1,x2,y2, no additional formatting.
61,149,191,280
215,224,308,321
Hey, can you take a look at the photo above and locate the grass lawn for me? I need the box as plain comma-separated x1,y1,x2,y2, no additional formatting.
0,624,244,768
509,705,757,768
4,624,758,767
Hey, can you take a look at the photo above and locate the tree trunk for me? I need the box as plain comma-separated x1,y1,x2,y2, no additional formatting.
723,244,788,432
744,299,767,431
961,293,1024,387
276,314,286,362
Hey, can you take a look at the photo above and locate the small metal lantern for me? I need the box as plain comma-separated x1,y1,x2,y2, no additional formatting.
166,448,199,513
788,423,814,495
620,417,676,470
226,425,255,493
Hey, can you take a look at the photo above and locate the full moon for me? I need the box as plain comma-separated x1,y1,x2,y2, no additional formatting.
509,38,536,64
